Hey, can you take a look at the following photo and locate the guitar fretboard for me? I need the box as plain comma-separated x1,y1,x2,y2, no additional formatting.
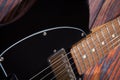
70,16,120,75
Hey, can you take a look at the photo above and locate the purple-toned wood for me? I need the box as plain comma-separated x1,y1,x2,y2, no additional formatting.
84,45,120,80
89,0,104,29
89,0,120,29
0,0,36,25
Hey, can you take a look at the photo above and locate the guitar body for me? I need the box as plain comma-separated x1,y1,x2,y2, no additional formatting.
0,0,120,80
0,27,85,80
0,0,89,79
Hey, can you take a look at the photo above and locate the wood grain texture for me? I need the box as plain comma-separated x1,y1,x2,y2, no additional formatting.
0,0,36,24
89,0,120,29
83,45,120,80
70,16,120,75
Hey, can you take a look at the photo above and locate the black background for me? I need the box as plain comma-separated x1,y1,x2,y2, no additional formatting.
0,0,90,53
0,0,90,78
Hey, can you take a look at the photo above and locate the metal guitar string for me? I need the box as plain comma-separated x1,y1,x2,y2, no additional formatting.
0,25,119,79
0,26,86,77
48,36,120,80
46,35,120,80
39,56,73,80
30,30,120,80
30,29,120,79
50,62,76,80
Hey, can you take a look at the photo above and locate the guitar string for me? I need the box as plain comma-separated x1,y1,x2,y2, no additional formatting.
29,32,115,80
39,57,73,80
50,62,75,80
90,44,120,80
30,30,120,80
27,1,118,79
49,26,120,80
50,40,120,80
47,36,120,80
0,27,86,77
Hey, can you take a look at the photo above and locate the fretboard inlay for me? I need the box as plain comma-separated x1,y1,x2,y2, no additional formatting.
70,16,120,75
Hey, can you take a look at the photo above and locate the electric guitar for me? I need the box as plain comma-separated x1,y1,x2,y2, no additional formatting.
0,16,120,80
0,0,120,80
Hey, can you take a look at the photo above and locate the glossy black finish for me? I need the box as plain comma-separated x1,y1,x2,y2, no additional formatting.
0,0,90,79
1,28,85,80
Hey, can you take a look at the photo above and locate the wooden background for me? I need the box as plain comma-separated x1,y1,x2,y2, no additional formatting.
89,0,120,29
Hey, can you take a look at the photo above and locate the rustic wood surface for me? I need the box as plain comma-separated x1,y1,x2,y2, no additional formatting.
0,0,36,24
89,0,120,29
83,0,120,79
70,16,120,75
83,45,120,80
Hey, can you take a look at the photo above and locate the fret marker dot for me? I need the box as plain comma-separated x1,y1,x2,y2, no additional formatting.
118,18,120,25
101,41,105,45
112,34,115,38
92,48,95,52
82,55,86,59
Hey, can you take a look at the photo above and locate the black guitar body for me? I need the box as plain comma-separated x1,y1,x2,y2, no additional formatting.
0,27,86,80
0,0,90,79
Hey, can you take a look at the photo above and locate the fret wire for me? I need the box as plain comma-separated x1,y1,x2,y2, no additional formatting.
81,43,91,67
111,21,120,50
106,25,114,48
72,48,82,73
85,38,96,64
33,33,120,80
101,29,109,52
112,22,118,35
90,35,100,60
95,32,104,57
116,18,120,33
76,45,86,72
117,17,120,26
37,35,120,80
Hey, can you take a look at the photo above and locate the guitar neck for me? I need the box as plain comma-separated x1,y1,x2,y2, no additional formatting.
70,16,120,75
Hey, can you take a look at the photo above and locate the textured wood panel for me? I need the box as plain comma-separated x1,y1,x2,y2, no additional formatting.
84,45,120,80
70,16,120,75
89,0,120,29
0,0,36,24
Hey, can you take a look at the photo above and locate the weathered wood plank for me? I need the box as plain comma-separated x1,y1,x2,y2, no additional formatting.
89,0,120,29
84,45,120,80
0,0,36,24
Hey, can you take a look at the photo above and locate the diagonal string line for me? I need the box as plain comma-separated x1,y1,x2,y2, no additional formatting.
30,31,120,80
50,40,120,80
